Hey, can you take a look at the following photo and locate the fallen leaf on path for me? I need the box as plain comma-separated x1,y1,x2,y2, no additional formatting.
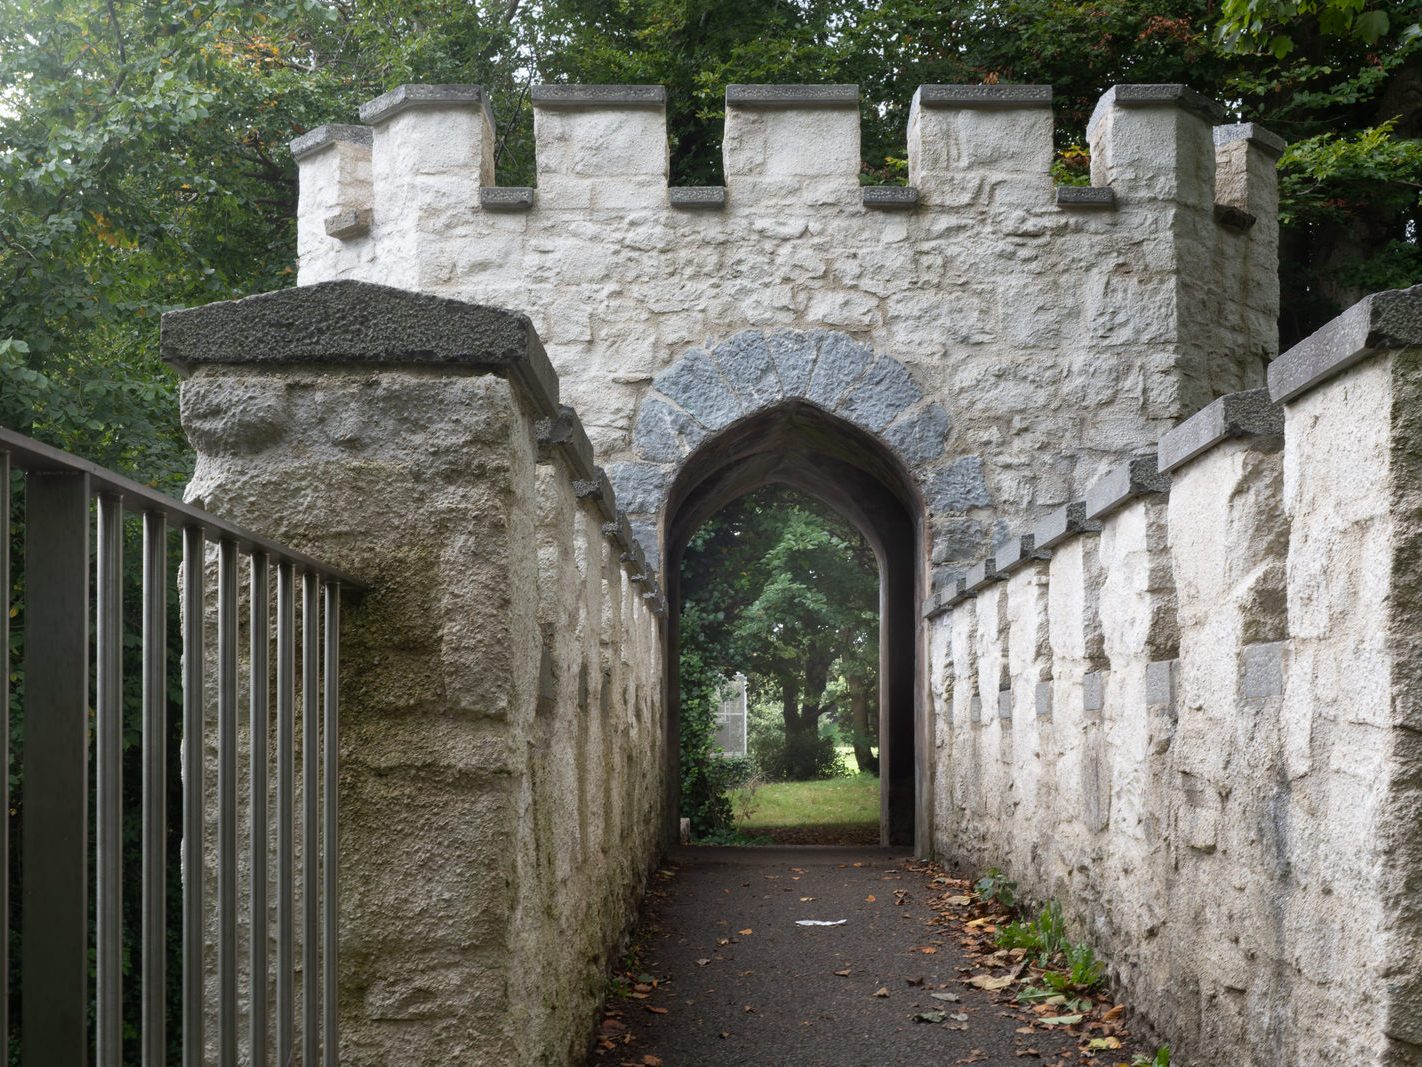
1101,1004,1125,1022
1039,1014,1083,1026
695,958,710,966
967,973,1014,991
1085,1037,1122,1050
912,1011,948,1024
737,929,753,936
929,992,960,1002
643,1006,667,1015
834,968,851,977
873,987,889,997
945,895,974,906
905,975,924,986
865,895,877,903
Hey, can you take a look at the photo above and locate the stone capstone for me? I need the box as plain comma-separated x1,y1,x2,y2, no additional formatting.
1268,283,1422,403
290,123,372,161
917,84,1052,107
531,84,667,108
160,280,559,416
360,83,495,129
725,84,860,108
1083,452,1168,523
1157,388,1282,474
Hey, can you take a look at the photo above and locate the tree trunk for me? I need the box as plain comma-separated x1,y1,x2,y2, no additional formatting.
848,673,879,776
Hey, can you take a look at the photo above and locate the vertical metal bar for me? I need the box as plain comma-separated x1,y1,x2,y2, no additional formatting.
96,493,124,1067
141,511,168,1066
181,524,206,1067
21,471,89,1067
302,570,320,1065
322,582,340,1066
276,561,296,1065
0,451,8,1067
217,539,239,1066
250,553,270,1067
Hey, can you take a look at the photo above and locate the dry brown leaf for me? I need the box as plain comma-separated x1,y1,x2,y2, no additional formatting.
644,1005,668,1015
873,987,890,997
738,929,753,936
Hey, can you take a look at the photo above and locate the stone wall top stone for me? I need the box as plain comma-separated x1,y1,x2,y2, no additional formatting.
160,279,559,417
1213,121,1286,160
725,84,859,108
1083,452,1169,522
1086,83,1224,140
531,84,667,108
1157,388,1282,473
1031,501,1097,552
1268,284,1422,403
290,123,371,161
359,83,495,129
916,84,1052,107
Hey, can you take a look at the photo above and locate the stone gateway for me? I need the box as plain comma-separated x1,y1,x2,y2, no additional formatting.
159,80,1422,1066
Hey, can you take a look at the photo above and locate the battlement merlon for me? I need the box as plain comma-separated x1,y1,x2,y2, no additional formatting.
289,84,1284,343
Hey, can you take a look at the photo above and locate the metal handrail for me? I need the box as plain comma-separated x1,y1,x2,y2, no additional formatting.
0,424,367,589
2,423,357,1067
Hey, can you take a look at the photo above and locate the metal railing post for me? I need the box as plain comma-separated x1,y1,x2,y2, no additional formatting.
21,471,90,1066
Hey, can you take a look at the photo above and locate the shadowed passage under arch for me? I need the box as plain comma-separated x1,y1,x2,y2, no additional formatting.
662,402,925,848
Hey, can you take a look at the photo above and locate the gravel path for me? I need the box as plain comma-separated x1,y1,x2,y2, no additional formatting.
591,846,1154,1067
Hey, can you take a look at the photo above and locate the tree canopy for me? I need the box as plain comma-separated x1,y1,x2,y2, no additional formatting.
2,0,1417,473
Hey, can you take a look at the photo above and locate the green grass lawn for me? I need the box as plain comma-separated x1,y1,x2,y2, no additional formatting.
731,771,880,830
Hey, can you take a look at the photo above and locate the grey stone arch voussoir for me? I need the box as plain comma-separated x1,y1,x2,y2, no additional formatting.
616,329,955,855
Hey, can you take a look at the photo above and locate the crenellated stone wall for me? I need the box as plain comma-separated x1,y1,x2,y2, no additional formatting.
289,81,1282,580
161,281,666,1066
926,285,1422,1067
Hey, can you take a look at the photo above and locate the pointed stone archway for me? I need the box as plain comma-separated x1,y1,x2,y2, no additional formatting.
617,330,953,854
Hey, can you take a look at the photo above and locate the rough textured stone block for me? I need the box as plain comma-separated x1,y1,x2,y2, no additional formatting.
480,187,535,211
607,461,673,515
1158,388,1282,473
324,208,372,239
917,84,1052,107
1241,641,1284,700
1083,670,1105,714
804,333,871,408
1268,283,1422,403
929,456,991,514
572,467,619,523
1055,185,1115,207
965,557,998,593
1032,501,1098,551
1145,658,1178,706
631,398,705,462
994,533,1046,576
650,348,741,430
1035,680,1052,720
536,405,596,479
1084,453,1169,522
836,356,923,430
290,123,372,161
668,186,725,208
863,186,919,209
883,404,949,465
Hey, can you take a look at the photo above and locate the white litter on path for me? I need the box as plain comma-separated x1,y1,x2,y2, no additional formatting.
795,919,848,926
